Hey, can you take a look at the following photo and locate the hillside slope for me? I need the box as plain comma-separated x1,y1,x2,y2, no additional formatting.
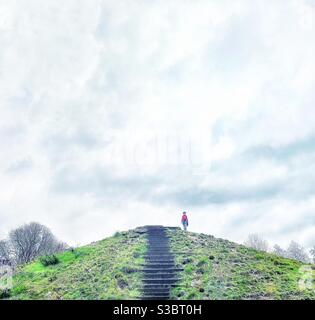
167,228,315,300
3,229,147,300
1,226,314,300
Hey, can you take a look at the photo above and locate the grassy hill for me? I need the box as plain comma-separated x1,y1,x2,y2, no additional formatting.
3,229,147,300
1,227,314,300
167,229,315,300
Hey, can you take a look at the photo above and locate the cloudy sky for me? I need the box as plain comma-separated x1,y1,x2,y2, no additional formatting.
0,0,315,249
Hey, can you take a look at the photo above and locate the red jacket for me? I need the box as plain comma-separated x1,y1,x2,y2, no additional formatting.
181,214,188,224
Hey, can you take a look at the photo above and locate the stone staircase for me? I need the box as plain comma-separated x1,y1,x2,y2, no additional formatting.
140,226,182,300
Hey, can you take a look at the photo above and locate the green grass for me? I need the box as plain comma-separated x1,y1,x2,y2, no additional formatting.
167,229,315,300
2,227,314,300
6,229,147,300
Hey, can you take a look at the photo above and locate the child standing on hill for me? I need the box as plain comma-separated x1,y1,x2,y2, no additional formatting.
181,211,189,231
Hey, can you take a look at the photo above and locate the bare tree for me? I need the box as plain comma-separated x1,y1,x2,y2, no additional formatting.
0,240,11,263
310,246,315,264
286,241,310,263
7,222,66,265
244,234,269,252
273,244,287,258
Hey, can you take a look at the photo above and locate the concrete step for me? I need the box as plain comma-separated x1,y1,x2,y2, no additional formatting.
145,255,173,258
144,257,182,262
144,261,174,264
143,273,178,279
143,269,177,273
143,255,174,259
147,246,170,249
141,295,171,299
141,263,176,268
141,289,170,294
145,258,174,262
144,261,175,264
147,241,169,243
170,251,193,254
147,245,170,248
144,258,174,261
142,268,183,273
148,242,170,244
145,261,174,264
143,278,180,284
146,253,171,255
141,296,170,300
147,246,170,248
143,283,176,291
144,253,173,256
148,241,170,243
142,284,172,288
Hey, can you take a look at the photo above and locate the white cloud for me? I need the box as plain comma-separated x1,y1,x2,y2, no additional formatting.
0,0,315,250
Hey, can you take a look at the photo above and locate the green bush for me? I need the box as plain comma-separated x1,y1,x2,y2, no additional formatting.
0,288,11,299
40,255,59,267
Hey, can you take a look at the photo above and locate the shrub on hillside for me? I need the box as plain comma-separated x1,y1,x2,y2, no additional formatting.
40,255,59,267
0,288,11,299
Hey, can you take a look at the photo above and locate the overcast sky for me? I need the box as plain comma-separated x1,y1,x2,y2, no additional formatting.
0,0,315,249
